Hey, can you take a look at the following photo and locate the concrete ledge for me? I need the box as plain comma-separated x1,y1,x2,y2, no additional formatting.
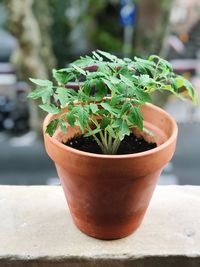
0,185,200,267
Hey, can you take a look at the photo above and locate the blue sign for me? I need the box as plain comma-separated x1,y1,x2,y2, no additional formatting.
119,0,136,27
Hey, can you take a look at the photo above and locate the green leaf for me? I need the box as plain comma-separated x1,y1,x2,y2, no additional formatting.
93,80,107,101
96,50,117,62
120,102,131,116
148,55,172,71
87,71,107,80
106,125,117,138
89,103,99,113
110,76,120,84
128,107,143,130
135,89,152,103
75,106,88,132
92,51,103,61
139,74,151,86
29,78,52,87
27,87,53,103
119,74,134,87
177,76,198,105
71,64,86,75
72,56,95,67
56,87,70,106
66,112,76,126
112,118,123,128
59,119,67,133
118,120,131,140
100,102,112,113
82,80,92,96
115,83,125,94
46,119,59,137
118,67,133,80
134,57,156,74
100,117,111,129
53,69,75,84
110,95,123,106
101,78,113,90
39,104,60,114
101,102,120,116
97,62,112,75
184,80,198,105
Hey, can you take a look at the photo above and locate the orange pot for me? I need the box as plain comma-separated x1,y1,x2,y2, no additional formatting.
43,103,178,239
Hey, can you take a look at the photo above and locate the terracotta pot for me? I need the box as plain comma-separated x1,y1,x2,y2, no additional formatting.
43,103,178,240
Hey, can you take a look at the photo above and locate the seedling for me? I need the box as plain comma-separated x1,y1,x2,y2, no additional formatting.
28,50,198,154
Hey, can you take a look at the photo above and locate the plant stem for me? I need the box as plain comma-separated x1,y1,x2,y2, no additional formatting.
92,134,107,154
111,138,121,154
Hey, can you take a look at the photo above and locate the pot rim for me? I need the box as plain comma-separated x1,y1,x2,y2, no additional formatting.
43,103,178,159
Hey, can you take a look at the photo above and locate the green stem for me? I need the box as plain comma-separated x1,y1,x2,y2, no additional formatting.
111,138,121,154
92,134,107,154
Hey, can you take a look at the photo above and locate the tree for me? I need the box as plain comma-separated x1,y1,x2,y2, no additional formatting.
4,0,56,131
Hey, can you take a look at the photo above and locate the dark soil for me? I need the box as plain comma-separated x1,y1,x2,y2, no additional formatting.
64,133,157,155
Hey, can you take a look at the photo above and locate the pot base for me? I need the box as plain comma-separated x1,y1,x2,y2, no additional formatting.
73,216,144,240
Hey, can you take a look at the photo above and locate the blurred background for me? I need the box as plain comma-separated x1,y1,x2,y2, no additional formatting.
0,0,199,185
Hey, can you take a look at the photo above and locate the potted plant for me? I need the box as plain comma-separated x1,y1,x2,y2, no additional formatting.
28,50,198,239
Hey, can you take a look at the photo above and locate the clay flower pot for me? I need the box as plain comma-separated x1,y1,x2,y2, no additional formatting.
43,103,178,240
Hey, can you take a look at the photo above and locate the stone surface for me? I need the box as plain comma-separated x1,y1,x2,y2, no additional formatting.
0,185,200,266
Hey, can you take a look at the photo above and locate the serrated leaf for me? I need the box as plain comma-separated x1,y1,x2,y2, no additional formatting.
110,95,123,106
97,62,112,75
46,119,59,137
119,74,134,87
120,102,131,116
96,50,117,62
134,57,156,74
87,71,107,80
100,102,112,112
89,103,99,113
100,117,111,129
59,119,67,133
112,118,123,128
177,76,198,105
71,64,86,75
53,69,75,84
115,83,125,94
29,78,52,87
128,107,143,130
75,106,88,132
123,57,132,63
72,56,95,67
94,80,107,101
82,80,92,96
39,104,60,114
110,76,121,84
27,87,53,103
139,74,151,86
118,67,133,79
101,78,113,90
101,102,120,116
148,55,172,71
92,51,103,61
135,89,152,103
56,87,70,106
118,121,131,140
66,112,76,126
184,81,198,105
